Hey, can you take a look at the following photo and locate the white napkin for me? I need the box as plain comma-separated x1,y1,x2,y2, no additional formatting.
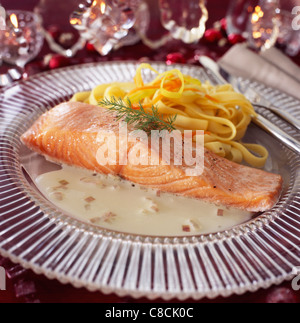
218,44,300,101
0,6,6,30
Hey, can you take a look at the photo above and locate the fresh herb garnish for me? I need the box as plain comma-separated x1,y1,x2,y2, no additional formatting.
100,97,177,134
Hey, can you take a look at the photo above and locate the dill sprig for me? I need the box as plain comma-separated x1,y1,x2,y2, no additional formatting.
100,97,177,134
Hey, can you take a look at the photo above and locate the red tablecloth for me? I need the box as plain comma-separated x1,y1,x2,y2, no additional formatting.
0,0,299,303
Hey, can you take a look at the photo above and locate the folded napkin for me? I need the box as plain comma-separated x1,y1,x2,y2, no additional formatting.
219,44,300,101
0,6,5,30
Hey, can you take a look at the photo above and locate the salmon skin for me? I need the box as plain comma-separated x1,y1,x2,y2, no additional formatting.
21,102,283,212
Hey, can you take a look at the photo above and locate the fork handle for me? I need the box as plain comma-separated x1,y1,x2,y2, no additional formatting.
255,104,300,131
254,115,300,154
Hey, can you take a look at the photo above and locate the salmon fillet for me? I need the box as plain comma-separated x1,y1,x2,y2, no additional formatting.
21,102,283,212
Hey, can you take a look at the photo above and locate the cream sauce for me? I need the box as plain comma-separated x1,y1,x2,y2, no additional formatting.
35,166,254,237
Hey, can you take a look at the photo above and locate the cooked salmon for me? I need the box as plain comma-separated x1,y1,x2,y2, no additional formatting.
21,102,283,212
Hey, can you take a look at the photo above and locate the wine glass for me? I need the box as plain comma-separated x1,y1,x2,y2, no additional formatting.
159,0,209,44
226,0,281,52
70,0,144,56
247,0,281,51
2,11,44,76
226,0,259,36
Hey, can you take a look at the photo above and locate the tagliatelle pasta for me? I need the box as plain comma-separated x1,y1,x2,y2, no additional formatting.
70,64,268,168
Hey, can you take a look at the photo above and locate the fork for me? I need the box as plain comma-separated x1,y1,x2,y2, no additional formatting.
223,69,300,132
199,56,300,155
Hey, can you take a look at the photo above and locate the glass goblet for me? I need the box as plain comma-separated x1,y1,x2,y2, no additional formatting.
70,0,143,56
226,0,259,36
247,0,281,52
226,0,281,52
159,0,208,44
2,11,44,75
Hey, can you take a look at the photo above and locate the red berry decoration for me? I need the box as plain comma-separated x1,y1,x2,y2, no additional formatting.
228,34,246,45
49,55,71,69
166,52,187,65
220,18,227,32
204,29,223,43
86,42,97,53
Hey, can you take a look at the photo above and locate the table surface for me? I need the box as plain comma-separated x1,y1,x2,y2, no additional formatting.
0,0,299,303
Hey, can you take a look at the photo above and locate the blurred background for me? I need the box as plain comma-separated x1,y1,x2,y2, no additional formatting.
0,0,298,82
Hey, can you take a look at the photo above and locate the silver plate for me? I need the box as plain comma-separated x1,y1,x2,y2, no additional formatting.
0,61,300,300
